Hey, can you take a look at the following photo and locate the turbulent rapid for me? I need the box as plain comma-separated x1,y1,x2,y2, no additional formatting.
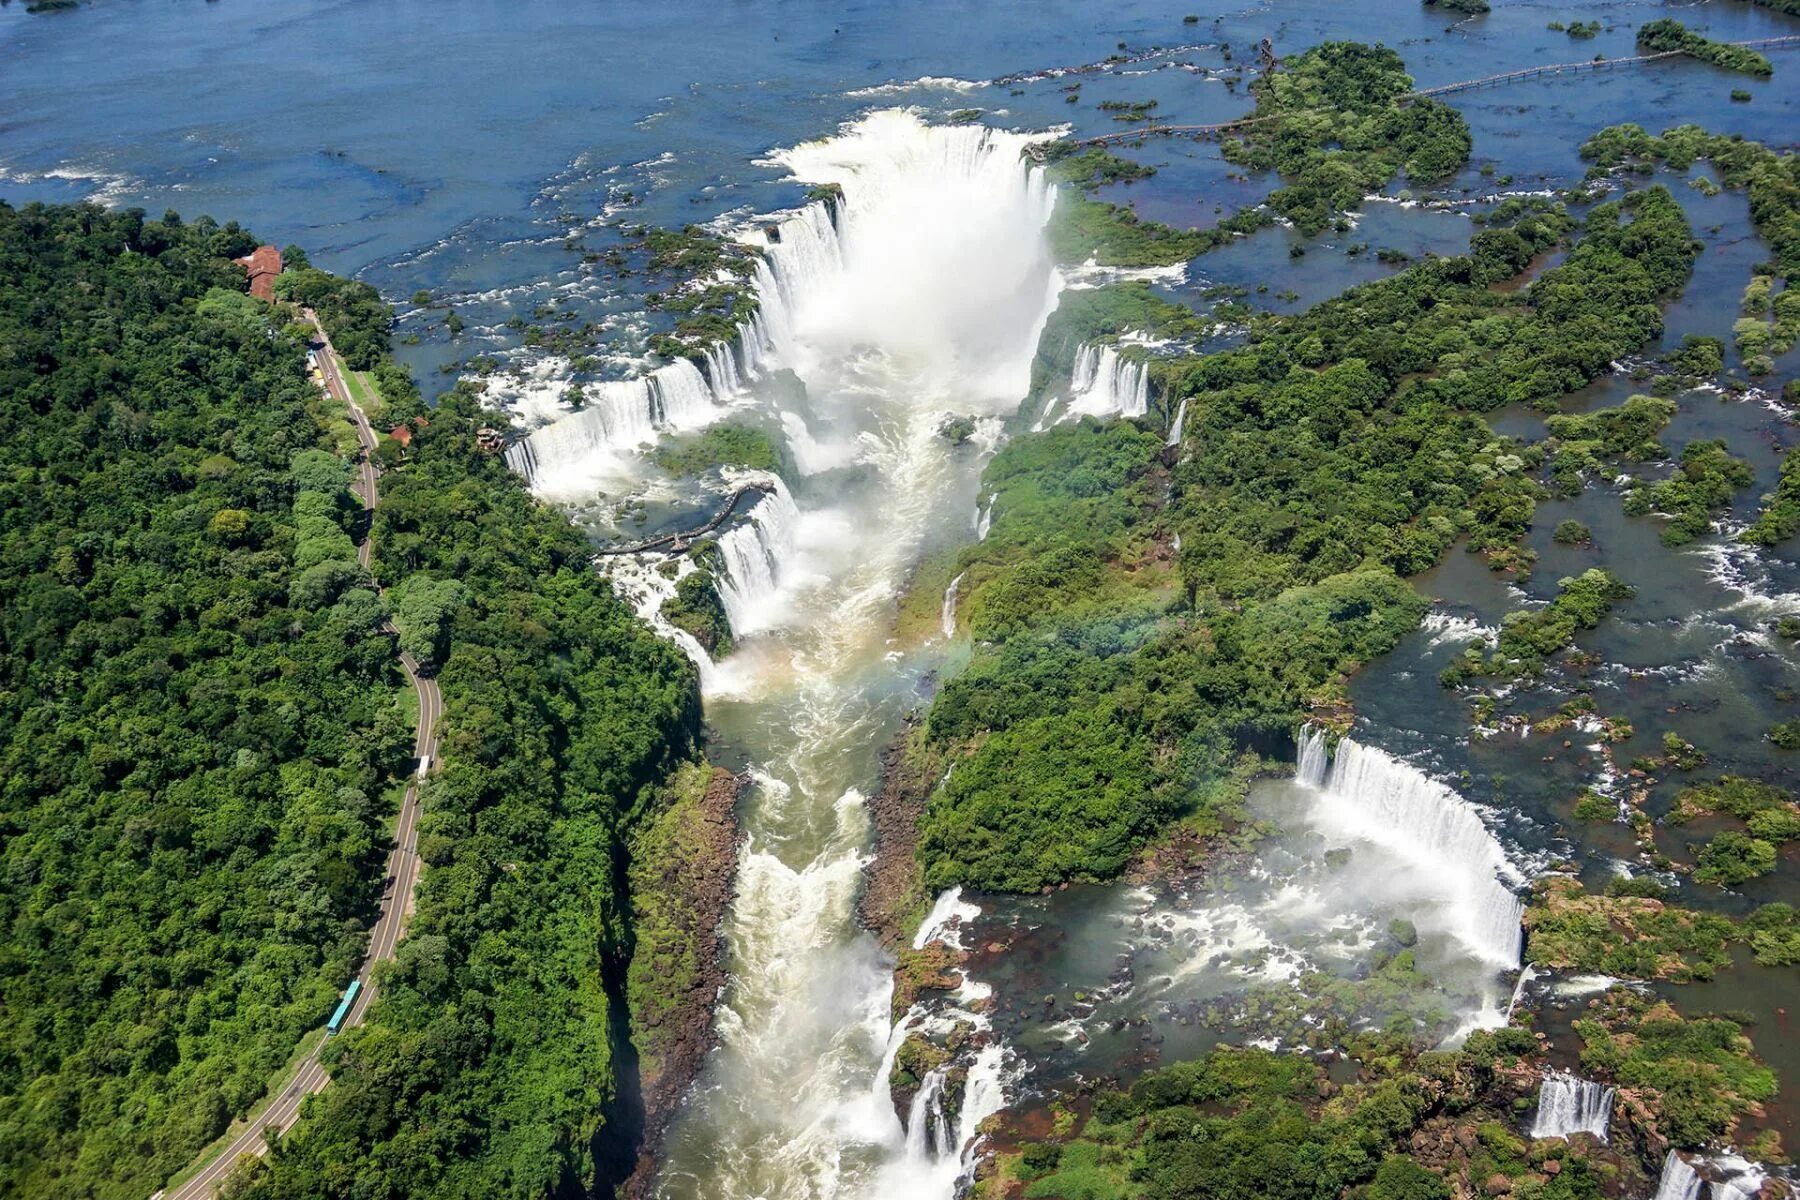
506,112,1552,1195
509,111,1062,1198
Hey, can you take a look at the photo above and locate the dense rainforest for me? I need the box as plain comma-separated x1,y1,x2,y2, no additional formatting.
912,65,1704,895
0,202,409,1198
0,201,707,1200
896,48,1799,1198
244,384,701,1199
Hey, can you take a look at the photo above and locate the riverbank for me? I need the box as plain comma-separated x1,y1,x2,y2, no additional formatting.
623,764,746,1196
859,724,942,948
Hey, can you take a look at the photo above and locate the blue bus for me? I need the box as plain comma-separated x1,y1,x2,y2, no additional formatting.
327,979,362,1034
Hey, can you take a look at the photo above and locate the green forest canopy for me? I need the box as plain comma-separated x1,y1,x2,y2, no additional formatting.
0,201,703,1200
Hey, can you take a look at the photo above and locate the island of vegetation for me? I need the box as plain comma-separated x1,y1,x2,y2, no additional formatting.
1637,18,1776,78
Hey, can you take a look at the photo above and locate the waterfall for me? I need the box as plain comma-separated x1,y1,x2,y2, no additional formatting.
507,357,725,498
650,357,719,429
748,205,843,362
738,309,773,379
1504,963,1540,1018
502,436,537,482
1294,727,1525,968
713,479,802,637
600,553,724,695
1529,1072,1615,1141
1655,1152,1704,1200
1068,342,1149,419
1167,397,1188,448
974,493,994,541
1708,1155,1772,1200
896,1044,1012,1179
954,1043,1008,1162
1070,343,1099,393
914,887,981,951
941,572,965,639
751,111,1061,406
652,112,1059,1200
704,342,744,399
1295,726,1332,788
904,1068,947,1158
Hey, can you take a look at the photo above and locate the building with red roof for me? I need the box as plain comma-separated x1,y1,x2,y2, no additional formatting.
234,245,283,302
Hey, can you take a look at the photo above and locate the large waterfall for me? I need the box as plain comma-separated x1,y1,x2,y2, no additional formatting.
505,358,724,499
713,478,804,638
1067,342,1150,418
650,110,1062,1200
1529,1072,1615,1141
1295,728,1525,968
748,111,1060,404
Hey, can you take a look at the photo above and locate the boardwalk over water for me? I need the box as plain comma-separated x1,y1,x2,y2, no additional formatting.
1051,36,1800,154
593,482,775,558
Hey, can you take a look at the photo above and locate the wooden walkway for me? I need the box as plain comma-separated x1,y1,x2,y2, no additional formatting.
1411,35,1799,98
592,482,774,558
1048,36,1800,155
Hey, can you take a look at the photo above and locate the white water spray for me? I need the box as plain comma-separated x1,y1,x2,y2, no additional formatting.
656,111,1061,1200
1068,342,1150,418
506,358,726,499
941,573,965,640
713,478,807,637
1655,1151,1704,1200
1529,1072,1615,1141
1295,728,1525,968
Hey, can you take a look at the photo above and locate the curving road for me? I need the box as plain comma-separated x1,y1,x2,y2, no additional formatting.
161,314,439,1200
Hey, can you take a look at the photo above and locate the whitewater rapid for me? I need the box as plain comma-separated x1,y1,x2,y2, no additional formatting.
630,111,1061,1199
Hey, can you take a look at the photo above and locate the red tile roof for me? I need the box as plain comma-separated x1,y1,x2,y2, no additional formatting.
234,245,283,302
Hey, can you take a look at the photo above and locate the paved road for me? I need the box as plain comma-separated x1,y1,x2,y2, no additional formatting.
162,315,439,1200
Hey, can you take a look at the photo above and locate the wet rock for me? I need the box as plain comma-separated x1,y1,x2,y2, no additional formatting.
620,768,746,1200
857,727,941,946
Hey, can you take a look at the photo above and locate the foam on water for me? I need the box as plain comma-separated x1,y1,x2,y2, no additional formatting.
1296,728,1525,968
1067,342,1150,418
1655,1151,1704,1200
1529,1072,1615,1141
657,110,1060,1199
505,357,726,499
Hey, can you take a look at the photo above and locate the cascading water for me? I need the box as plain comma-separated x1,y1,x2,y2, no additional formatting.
1654,1151,1704,1200
1295,728,1525,968
507,358,726,499
713,478,805,638
653,110,1062,1200
1529,1072,1616,1141
704,341,745,399
1167,396,1188,447
941,572,965,639
1067,341,1149,418
1707,1154,1776,1200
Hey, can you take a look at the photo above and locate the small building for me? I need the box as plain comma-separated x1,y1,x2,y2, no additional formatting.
388,415,431,449
233,245,284,302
